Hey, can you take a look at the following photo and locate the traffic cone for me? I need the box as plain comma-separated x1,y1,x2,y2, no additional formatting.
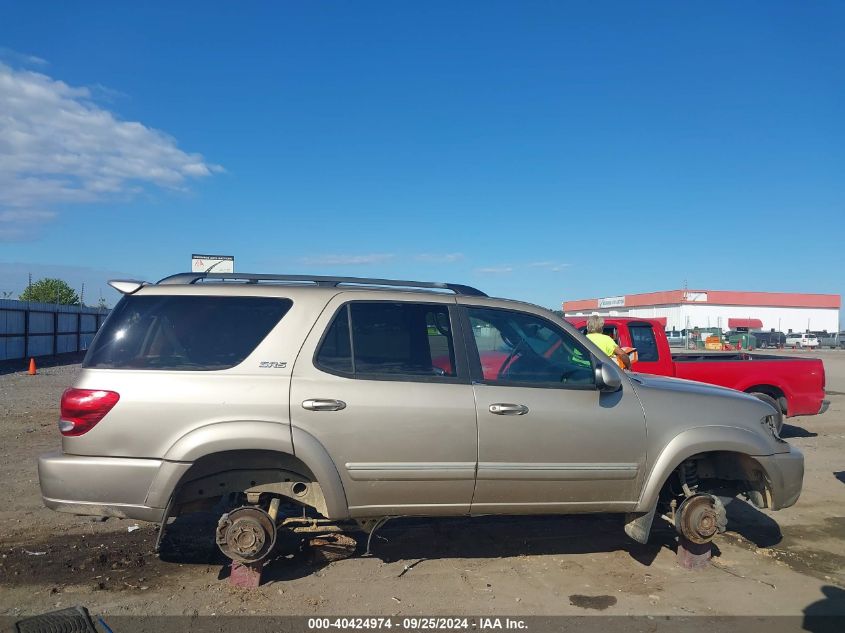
28,357,37,375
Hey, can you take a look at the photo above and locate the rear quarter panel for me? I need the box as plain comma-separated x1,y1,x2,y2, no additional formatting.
61,292,328,459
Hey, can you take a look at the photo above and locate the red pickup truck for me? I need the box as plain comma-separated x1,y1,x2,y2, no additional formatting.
567,317,828,432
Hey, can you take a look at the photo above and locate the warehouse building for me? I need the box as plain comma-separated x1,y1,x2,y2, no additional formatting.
563,289,841,334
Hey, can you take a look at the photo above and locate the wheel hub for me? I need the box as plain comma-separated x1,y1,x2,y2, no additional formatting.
676,494,721,544
216,506,277,563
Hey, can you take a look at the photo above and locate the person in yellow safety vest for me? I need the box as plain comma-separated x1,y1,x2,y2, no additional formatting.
586,315,631,370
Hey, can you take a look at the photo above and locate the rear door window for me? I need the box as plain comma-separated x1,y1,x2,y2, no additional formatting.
315,302,458,380
84,295,292,370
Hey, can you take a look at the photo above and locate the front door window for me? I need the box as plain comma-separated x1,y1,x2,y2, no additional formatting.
467,307,595,387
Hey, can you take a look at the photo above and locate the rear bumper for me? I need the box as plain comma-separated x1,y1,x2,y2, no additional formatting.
819,400,830,415
755,446,804,510
38,450,167,522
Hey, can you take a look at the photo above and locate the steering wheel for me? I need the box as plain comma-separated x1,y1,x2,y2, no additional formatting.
559,365,591,385
497,337,527,380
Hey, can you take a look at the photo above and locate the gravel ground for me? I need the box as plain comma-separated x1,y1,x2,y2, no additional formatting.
1,350,844,620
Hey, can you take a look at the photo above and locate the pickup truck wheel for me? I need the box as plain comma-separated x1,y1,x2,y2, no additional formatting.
749,392,784,434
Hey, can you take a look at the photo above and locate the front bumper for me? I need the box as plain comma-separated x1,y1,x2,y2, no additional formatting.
755,446,804,510
819,399,830,415
38,450,168,522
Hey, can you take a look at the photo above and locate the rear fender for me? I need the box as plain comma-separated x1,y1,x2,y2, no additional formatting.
291,426,349,520
163,420,294,462
149,421,349,519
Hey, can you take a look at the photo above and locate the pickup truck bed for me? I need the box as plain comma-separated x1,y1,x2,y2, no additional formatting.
673,352,794,362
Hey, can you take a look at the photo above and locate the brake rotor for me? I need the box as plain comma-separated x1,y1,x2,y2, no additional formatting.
215,506,277,563
676,494,721,545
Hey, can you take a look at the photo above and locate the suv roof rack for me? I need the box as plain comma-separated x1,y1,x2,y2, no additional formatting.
156,272,488,297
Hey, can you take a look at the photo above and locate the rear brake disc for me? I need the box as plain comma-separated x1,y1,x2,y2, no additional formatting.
215,506,277,563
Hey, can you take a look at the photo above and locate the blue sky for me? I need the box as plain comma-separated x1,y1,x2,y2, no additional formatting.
0,2,842,310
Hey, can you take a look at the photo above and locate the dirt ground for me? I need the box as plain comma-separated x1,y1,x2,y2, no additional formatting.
1,349,844,620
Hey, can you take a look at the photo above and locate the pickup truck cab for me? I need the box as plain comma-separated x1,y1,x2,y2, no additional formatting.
568,317,828,432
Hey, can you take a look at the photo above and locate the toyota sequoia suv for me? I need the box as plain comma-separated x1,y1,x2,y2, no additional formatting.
39,273,803,563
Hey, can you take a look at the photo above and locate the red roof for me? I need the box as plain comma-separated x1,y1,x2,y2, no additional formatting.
564,289,841,312
728,318,763,329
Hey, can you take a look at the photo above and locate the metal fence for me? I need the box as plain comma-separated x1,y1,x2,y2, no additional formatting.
0,298,110,361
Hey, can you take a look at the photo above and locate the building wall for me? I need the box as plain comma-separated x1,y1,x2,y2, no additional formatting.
681,304,837,333
565,303,839,333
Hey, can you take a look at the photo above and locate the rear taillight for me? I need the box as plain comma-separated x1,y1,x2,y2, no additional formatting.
59,388,120,436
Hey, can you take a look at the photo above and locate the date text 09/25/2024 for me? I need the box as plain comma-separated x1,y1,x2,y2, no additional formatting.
307,618,527,630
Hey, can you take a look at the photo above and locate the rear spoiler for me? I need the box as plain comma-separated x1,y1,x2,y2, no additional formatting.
107,279,149,295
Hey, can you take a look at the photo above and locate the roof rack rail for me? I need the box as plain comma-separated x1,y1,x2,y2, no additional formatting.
156,272,488,297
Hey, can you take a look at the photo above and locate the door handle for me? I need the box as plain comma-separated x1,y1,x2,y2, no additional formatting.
489,403,529,416
302,399,347,412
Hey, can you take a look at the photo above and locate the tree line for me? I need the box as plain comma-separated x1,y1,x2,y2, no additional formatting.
13,278,108,309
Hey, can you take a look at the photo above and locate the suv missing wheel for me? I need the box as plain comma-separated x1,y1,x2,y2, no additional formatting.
39,273,803,559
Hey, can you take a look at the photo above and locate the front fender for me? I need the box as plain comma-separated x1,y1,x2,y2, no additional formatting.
635,425,775,512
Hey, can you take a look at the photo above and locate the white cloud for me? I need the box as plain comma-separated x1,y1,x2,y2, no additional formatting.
0,209,57,242
475,266,514,274
415,253,464,263
0,62,222,240
528,261,571,272
300,254,396,266
0,48,48,67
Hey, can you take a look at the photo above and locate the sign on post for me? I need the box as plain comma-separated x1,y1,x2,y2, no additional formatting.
191,254,234,273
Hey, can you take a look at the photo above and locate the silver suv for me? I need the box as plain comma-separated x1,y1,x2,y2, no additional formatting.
39,273,803,562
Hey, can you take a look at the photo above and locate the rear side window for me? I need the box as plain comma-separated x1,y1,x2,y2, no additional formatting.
629,324,659,362
84,295,292,370
315,302,457,379
315,305,353,373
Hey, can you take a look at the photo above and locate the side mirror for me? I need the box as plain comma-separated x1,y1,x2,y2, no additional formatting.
595,362,622,392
